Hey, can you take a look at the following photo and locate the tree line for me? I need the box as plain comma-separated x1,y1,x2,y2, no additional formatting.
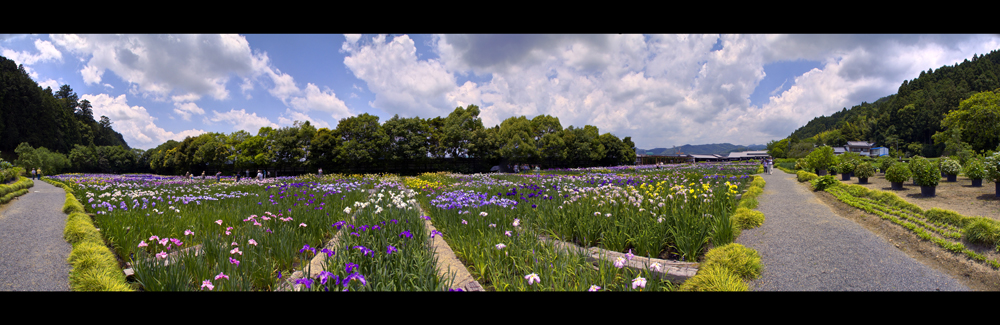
144,105,637,176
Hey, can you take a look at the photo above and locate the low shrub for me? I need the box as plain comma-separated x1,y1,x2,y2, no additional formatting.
885,163,912,183
64,213,101,245
731,207,765,229
911,157,940,187
810,175,840,191
63,192,86,214
941,158,961,176
925,208,967,228
964,217,1000,246
700,243,761,279
964,158,986,180
797,170,818,182
836,161,856,175
854,162,876,179
678,264,748,292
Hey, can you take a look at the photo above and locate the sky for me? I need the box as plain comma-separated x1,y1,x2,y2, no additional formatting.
2,34,998,151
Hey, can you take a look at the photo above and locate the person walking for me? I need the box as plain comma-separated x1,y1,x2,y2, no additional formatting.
30,168,36,180
37,168,42,180
216,171,222,183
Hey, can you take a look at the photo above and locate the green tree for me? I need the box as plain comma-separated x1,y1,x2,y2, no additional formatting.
941,89,1000,153
497,116,537,164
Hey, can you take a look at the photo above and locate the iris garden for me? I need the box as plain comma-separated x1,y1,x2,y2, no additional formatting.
52,161,759,291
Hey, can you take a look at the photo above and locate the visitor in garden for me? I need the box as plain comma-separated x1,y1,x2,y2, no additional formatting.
30,168,36,180
37,167,41,180
201,171,206,179
318,168,323,177
257,170,263,180
216,171,222,182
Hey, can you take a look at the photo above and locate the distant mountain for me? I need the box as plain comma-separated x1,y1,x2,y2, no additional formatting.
638,143,766,156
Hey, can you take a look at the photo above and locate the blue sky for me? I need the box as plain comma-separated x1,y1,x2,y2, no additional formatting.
2,34,998,150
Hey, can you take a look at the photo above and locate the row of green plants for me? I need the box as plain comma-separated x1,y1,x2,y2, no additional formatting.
41,177,133,291
0,174,33,205
792,172,1000,269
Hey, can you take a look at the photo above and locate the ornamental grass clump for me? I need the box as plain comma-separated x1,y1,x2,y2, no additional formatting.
731,207,764,230
963,217,1000,247
700,243,761,279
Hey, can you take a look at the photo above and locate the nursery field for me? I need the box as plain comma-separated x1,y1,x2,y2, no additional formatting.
845,174,999,220
51,161,763,292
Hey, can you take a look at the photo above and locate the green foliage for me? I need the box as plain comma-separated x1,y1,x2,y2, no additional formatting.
940,158,961,176
964,157,987,180
941,89,1000,153
678,264,748,292
836,161,856,175
877,155,896,173
797,170,819,182
805,146,836,172
885,162,912,183
985,152,1000,182
810,175,840,191
964,217,1000,246
854,162,876,179
925,208,968,228
731,208,765,230
910,157,940,187
701,243,762,279
64,213,101,244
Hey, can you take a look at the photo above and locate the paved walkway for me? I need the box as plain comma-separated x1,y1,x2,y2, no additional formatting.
0,180,71,291
735,170,969,291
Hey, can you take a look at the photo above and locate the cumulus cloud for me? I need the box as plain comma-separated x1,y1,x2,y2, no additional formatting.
424,34,1000,148
343,34,458,118
1,39,62,65
83,93,205,150
205,109,279,133
277,108,331,129
50,34,266,102
173,102,205,121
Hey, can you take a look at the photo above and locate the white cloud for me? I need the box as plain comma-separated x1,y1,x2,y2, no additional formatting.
37,79,60,91
277,108,331,129
173,102,205,121
1,39,62,65
343,34,458,118
205,109,279,133
83,93,204,149
289,83,352,120
50,34,267,102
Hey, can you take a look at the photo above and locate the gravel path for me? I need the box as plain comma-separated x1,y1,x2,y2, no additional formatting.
735,171,969,291
0,180,71,291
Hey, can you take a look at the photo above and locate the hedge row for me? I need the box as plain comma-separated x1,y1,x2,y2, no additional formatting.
0,176,33,204
41,177,132,291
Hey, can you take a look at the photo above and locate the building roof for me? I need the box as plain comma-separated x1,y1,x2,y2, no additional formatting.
846,141,874,147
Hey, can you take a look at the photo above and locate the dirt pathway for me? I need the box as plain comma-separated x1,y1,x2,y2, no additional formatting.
0,180,72,291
